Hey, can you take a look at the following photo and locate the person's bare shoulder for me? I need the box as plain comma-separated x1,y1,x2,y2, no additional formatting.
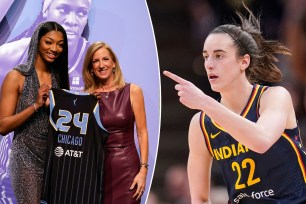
130,83,142,95
1,69,23,93
259,86,294,121
260,86,292,106
3,69,23,84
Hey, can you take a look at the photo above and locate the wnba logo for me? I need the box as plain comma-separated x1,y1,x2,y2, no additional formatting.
54,146,64,157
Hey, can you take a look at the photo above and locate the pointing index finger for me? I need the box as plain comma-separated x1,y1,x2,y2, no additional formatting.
163,70,187,84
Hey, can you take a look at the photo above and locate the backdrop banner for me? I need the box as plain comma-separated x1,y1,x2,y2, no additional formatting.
0,1,160,203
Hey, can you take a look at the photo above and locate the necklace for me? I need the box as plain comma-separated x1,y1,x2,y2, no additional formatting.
98,83,115,99
103,91,110,99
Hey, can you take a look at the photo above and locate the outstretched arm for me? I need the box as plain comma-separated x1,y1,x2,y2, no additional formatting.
163,70,296,153
188,112,213,204
129,84,149,200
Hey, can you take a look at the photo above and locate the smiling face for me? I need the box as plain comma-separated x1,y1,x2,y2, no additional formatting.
91,47,116,85
44,0,90,45
37,30,64,63
203,33,247,92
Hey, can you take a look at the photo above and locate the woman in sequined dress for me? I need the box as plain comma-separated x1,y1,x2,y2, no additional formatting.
0,21,69,204
82,41,149,203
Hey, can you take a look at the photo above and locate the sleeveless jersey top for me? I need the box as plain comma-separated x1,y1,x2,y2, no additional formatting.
41,88,108,204
200,84,306,204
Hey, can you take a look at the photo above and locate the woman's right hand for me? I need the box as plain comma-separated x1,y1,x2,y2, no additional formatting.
35,83,50,108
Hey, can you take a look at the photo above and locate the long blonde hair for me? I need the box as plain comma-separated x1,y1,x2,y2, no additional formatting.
82,42,125,92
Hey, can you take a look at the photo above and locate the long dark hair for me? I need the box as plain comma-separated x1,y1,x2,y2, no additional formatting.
209,3,291,84
38,21,70,89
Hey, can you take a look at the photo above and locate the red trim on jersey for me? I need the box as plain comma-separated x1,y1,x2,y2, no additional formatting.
256,86,268,118
241,84,260,117
282,132,306,182
200,112,214,157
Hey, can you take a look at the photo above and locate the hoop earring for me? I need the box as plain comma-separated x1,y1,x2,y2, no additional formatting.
112,68,115,73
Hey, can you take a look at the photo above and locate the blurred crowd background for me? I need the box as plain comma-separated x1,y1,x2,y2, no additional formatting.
146,0,306,203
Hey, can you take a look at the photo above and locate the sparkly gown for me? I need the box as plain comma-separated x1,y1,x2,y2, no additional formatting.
99,83,141,204
9,68,58,204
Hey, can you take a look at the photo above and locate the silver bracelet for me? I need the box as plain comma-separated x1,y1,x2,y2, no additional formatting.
33,103,38,112
140,163,149,168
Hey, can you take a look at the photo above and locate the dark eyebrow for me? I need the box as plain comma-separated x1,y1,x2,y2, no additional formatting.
56,3,89,11
202,49,227,54
45,37,64,43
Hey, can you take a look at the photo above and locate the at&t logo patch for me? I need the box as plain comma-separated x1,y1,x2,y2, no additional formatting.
54,146,83,158
54,146,64,157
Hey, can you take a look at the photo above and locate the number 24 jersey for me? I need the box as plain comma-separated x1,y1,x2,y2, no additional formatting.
41,88,109,204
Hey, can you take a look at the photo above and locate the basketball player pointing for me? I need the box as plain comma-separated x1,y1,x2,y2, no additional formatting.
164,4,306,204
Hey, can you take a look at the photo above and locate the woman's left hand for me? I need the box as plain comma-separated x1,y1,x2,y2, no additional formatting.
90,91,101,100
44,97,50,107
130,171,147,201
